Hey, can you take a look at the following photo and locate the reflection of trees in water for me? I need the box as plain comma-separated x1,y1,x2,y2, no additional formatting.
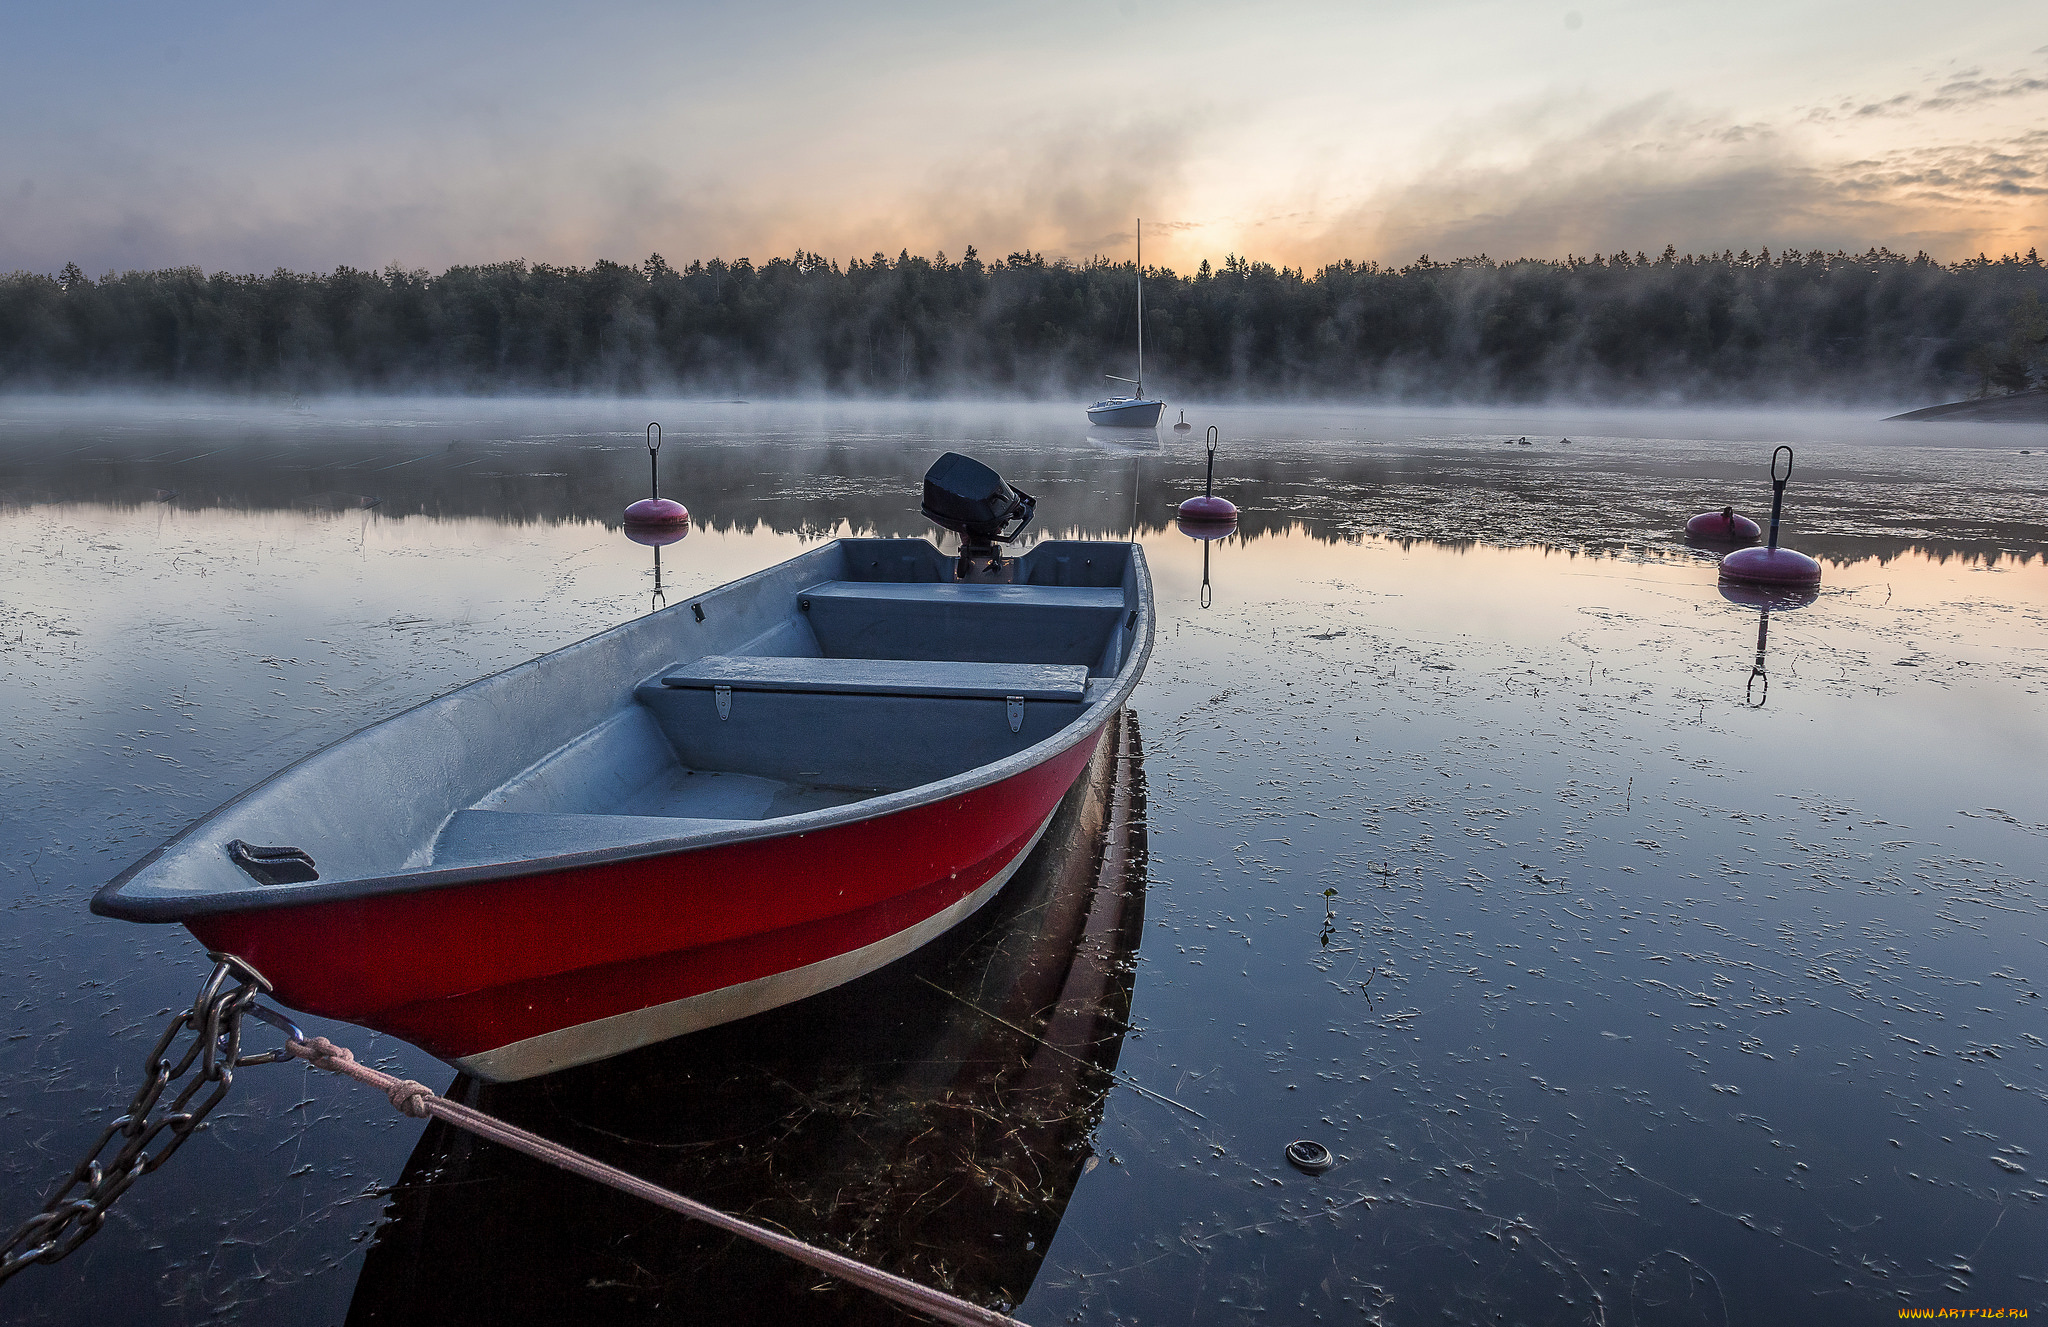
345,716,1149,1327
4,433,2041,567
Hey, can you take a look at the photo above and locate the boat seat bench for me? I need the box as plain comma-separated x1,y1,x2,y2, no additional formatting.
800,581,1126,610
637,655,1098,791
793,581,1129,666
661,655,1090,702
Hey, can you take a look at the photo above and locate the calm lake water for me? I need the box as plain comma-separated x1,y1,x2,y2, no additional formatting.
2,397,2044,1325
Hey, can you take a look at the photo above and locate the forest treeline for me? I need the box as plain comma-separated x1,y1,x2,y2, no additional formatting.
3,244,2045,401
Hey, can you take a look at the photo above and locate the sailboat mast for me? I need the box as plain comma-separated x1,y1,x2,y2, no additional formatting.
1135,218,1144,398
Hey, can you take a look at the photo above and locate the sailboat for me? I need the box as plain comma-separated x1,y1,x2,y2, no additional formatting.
1086,218,1166,428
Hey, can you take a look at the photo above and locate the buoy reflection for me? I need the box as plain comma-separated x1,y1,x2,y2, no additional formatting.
1719,580,1819,707
623,523,688,548
1176,513,1237,609
624,510,687,614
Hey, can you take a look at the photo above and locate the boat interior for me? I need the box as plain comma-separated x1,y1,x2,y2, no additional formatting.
102,534,1148,917
422,538,1142,870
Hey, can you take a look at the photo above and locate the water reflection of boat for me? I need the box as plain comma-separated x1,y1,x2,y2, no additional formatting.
1084,429,1164,452
344,712,1147,1326
1086,220,1165,429
95,458,1154,1082
1718,581,1818,707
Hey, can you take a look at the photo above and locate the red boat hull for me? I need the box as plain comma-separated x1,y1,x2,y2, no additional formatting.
191,726,1106,1080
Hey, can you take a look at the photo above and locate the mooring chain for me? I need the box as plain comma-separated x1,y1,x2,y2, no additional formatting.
0,953,301,1285
3,959,1024,1325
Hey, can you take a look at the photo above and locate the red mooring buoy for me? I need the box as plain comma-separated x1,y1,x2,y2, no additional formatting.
1719,446,1820,586
1720,545,1821,584
1685,507,1761,543
624,497,689,526
1177,496,1237,521
1172,410,1192,434
1177,426,1240,524
623,422,690,532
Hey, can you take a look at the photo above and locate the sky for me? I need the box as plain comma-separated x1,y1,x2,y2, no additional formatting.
3,0,2043,277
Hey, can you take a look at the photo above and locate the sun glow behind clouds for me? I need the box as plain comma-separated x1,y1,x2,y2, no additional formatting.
0,0,2040,275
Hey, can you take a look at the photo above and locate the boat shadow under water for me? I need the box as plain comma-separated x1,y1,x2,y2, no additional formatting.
345,711,1148,1326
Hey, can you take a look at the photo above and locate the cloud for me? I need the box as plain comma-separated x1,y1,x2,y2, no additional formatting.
2,36,2039,280
883,115,1203,262
0,100,1210,280
1803,60,2048,122
1296,96,2048,265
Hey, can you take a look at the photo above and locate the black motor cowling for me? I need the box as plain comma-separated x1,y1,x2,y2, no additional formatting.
921,452,1036,549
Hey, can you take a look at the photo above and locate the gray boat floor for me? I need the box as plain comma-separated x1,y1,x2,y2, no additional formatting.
617,767,879,820
432,771,880,869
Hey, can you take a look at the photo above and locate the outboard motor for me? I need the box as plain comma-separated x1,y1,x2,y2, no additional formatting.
921,452,1036,581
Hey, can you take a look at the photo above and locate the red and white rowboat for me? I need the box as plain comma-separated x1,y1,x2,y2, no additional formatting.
95,462,1153,1081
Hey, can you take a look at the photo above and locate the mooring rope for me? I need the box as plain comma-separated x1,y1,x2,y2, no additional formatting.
288,1036,1025,1327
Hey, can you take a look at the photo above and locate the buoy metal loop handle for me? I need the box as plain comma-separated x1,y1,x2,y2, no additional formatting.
1204,425,1219,497
1765,445,1793,549
647,422,663,500
647,422,662,454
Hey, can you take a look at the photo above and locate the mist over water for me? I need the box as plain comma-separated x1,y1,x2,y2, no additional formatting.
3,395,2043,559
1,397,2044,1324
